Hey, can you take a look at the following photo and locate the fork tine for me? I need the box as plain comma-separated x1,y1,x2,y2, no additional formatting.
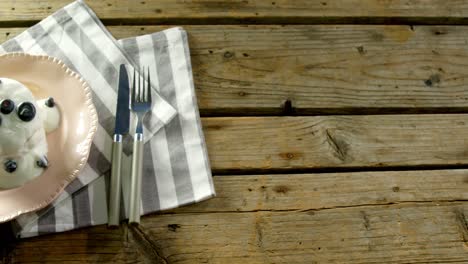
147,67,151,104
141,67,146,103
132,67,136,105
139,68,143,102
143,67,147,102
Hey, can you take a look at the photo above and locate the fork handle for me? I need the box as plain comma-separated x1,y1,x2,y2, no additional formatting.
129,133,144,225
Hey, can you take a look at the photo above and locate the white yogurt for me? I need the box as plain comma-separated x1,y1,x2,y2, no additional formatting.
0,78,60,189
37,98,61,133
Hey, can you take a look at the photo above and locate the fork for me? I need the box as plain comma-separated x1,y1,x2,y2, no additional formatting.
129,67,152,225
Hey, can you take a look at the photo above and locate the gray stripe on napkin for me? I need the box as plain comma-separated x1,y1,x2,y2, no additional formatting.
28,24,76,70
153,34,195,204
53,10,118,92
72,187,92,227
142,142,160,212
120,38,140,65
87,143,111,175
65,177,84,194
38,208,56,234
2,39,23,52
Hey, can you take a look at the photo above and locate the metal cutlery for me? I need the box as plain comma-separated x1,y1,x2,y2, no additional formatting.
108,64,130,227
129,67,152,225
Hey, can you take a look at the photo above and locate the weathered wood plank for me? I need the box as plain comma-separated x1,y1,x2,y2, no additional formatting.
5,25,468,115
2,226,150,264
172,170,468,213
8,203,468,263
4,171,468,263
129,25,468,115
132,203,468,264
203,115,468,171
2,0,468,26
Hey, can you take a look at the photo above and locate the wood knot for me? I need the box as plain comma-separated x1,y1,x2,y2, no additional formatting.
356,46,366,55
206,124,222,130
392,186,400,192
224,51,234,59
238,91,247,97
273,185,289,194
168,224,181,232
279,152,301,160
360,211,370,231
325,129,350,162
463,176,468,183
424,74,440,87
433,30,447,35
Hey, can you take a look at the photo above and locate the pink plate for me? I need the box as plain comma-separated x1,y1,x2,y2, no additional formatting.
0,53,98,223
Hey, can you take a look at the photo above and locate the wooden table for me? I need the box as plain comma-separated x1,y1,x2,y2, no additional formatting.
2,1,468,263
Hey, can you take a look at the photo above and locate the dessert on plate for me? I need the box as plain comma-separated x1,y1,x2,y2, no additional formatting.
0,78,60,189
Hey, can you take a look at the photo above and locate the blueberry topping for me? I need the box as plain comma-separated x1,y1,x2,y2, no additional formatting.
4,160,17,173
17,102,36,122
45,97,55,108
36,156,49,169
0,99,15,114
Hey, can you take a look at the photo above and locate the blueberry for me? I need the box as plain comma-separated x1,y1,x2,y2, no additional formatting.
45,97,55,108
36,156,49,169
4,160,17,173
0,99,14,114
17,102,36,122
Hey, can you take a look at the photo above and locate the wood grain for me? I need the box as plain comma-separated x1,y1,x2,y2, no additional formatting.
129,203,468,264
171,170,468,213
5,25,468,115
127,25,468,115
4,171,468,263
2,0,468,26
202,115,468,171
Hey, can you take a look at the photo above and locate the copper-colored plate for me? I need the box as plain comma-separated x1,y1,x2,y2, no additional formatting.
0,53,98,223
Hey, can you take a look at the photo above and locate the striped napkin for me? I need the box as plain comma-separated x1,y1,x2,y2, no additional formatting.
1,0,215,238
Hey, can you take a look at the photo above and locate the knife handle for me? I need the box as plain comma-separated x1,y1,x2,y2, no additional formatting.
129,133,144,225
108,134,123,227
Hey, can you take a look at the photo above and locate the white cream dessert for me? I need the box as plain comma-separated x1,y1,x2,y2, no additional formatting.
0,78,60,189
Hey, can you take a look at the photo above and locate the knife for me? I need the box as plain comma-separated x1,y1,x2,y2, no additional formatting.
108,64,130,227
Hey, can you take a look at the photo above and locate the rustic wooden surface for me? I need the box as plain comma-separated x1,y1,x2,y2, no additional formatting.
2,0,468,25
2,1,468,264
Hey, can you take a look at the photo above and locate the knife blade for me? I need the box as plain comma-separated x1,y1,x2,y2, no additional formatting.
108,64,130,227
114,64,130,135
